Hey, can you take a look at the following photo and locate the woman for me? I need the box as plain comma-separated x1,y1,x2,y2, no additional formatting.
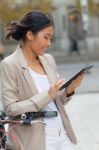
0,11,84,150
0,41,4,60
68,12,80,55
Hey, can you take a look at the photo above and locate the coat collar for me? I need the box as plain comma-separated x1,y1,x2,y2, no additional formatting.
15,45,28,69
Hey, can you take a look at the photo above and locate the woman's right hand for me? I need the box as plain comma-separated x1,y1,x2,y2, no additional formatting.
48,79,65,99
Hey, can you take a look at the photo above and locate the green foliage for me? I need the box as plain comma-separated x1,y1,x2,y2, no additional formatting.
0,0,53,23
76,0,99,16
88,0,99,15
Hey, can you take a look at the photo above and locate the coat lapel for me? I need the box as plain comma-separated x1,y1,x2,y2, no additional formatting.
16,46,38,95
39,55,57,84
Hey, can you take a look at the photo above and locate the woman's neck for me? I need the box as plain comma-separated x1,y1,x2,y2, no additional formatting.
21,43,39,65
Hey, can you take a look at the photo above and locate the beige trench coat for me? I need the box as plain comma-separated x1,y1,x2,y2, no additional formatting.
0,46,77,150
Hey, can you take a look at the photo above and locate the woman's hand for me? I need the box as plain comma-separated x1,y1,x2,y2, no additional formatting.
48,79,65,99
66,73,85,96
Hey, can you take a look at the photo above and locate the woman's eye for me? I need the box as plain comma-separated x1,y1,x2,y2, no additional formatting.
44,36,49,40
44,36,52,42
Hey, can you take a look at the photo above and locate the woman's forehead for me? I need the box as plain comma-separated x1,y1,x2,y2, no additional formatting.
39,26,54,35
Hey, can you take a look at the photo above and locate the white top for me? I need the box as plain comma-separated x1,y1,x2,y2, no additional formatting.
29,68,63,128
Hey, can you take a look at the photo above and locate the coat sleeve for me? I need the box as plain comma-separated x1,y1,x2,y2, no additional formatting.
0,61,52,117
45,54,74,105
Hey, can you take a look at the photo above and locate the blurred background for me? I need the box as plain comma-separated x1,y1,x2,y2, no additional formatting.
0,0,99,62
0,0,99,150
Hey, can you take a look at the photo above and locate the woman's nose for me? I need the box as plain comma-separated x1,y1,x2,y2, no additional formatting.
47,40,51,47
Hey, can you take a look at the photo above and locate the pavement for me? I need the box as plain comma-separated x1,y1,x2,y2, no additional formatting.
66,93,99,150
57,61,99,150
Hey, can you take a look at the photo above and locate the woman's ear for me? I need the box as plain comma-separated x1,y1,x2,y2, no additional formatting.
26,31,34,41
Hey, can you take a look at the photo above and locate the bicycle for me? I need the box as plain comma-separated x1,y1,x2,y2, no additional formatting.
0,111,57,150
0,112,46,150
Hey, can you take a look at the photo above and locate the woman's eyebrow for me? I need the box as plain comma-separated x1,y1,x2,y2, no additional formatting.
46,33,53,37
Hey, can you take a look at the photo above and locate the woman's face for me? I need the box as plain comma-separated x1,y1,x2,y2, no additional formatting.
26,25,54,56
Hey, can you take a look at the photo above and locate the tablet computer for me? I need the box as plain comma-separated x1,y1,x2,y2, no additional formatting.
59,65,93,90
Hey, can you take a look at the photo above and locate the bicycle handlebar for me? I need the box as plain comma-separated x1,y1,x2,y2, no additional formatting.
0,112,46,150
0,119,46,125
0,111,58,126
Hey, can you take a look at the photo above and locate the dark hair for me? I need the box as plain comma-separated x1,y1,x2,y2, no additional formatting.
6,11,54,41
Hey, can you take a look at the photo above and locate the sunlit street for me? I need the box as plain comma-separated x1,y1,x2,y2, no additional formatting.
66,93,99,150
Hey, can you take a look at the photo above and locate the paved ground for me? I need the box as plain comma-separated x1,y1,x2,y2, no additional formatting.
66,93,99,150
58,62,99,150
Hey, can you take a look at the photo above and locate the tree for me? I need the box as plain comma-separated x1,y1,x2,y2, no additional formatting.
0,0,53,23
76,0,99,16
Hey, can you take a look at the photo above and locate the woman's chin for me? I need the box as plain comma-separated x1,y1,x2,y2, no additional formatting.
39,51,46,55
39,53,44,56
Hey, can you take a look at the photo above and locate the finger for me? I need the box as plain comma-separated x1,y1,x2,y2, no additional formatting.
78,73,85,80
69,79,80,90
55,79,66,89
56,79,66,85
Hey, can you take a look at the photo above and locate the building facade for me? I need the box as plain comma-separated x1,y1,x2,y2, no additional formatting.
50,0,99,54
51,0,77,51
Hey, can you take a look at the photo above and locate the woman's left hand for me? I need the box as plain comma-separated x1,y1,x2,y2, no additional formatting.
66,73,85,96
